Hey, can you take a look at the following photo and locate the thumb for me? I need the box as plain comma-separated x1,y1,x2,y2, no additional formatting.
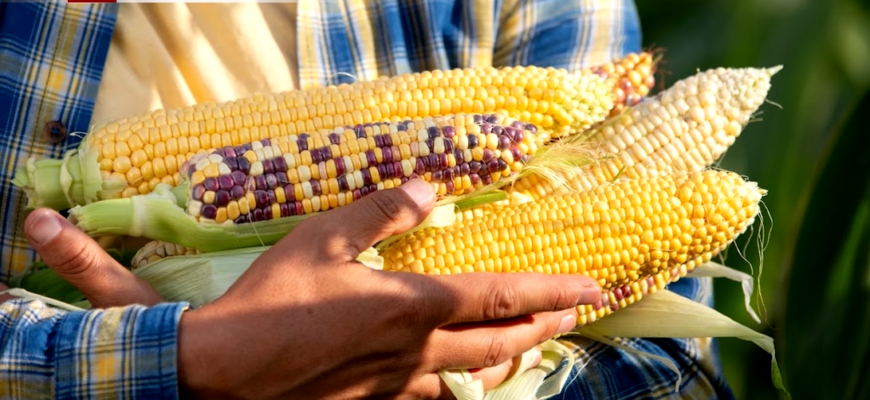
277,179,437,263
24,208,164,308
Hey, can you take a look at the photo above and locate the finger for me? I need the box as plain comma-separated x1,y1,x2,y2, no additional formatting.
421,272,600,325
469,348,541,391
273,179,436,263
430,310,577,369
24,208,164,308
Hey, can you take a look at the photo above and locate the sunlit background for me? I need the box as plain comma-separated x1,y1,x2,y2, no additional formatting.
636,0,870,398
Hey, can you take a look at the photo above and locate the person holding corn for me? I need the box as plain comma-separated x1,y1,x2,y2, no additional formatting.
0,2,734,399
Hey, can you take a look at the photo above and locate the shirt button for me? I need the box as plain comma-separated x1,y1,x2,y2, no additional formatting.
43,121,68,144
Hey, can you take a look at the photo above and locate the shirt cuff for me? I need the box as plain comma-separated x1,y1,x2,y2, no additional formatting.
53,302,189,399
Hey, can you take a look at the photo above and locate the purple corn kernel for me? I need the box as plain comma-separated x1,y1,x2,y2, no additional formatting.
321,146,333,160
428,126,440,139
361,169,373,185
218,175,234,191
443,167,454,181
354,125,365,138
444,180,455,194
361,186,371,196
613,288,624,301
492,125,503,136
255,176,267,191
481,124,492,134
392,161,403,177
467,134,479,148
415,159,426,175
233,215,248,224
459,163,470,176
352,189,362,201
311,180,322,196
409,173,419,180
294,202,304,215
382,147,393,163
498,136,511,150
365,150,377,166
482,149,494,163
335,157,347,176
401,176,410,184
203,178,219,191
383,134,393,147
280,203,291,218
432,170,443,182
610,302,619,312
223,147,237,158
267,190,276,205
469,161,482,173
374,135,385,148
513,130,524,143
444,138,454,153
242,143,253,151
469,173,481,185
237,157,251,174
311,149,323,164
485,114,499,124
496,159,508,172
192,185,206,201
215,190,230,207
442,126,455,138
385,163,395,179
296,139,308,151
252,208,264,222
338,175,349,191
231,185,245,200
260,138,272,147
224,156,239,171
623,286,633,296
510,147,523,162
473,114,483,123
186,164,196,176
284,184,295,201
234,146,246,156
396,123,407,132
524,123,537,133
328,133,341,145
502,126,515,141
266,174,278,190
211,149,225,158
254,190,270,208
511,120,524,129
421,156,431,169
425,138,435,150
273,156,287,172
275,172,288,185
376,164,387,180
201,204,218,220
485,158,499,173
427,153,438,170
438,154,449,169
453,149,464,164
263,160,275,175
298,133,310,140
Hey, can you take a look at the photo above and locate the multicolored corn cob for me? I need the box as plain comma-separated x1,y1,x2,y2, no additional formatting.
179,113,538,224
379,170,764,326
509,66,781,200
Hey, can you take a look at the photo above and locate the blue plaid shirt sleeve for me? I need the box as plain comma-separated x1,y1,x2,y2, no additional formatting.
0,1,732,399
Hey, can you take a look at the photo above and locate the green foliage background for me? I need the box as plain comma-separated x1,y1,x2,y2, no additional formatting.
636,0,870,398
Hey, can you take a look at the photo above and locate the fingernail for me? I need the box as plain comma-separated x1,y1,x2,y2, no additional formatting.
399,179,435,205
557,314,577,334
28,212,63,245
577,283,602,305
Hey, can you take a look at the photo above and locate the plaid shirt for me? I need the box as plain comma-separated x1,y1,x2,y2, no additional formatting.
0,1,733,399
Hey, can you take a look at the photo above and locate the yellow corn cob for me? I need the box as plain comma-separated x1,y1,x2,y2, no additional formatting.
380,170,764,326
510,66,781,200
13,66,620,210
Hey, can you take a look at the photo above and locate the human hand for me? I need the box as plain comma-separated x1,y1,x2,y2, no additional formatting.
178,180,602,399
20,208,164,308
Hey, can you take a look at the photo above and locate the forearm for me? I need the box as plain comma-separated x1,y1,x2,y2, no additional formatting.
1,298,188,399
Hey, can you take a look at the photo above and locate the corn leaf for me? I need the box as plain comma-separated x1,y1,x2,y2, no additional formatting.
580,290,790,399
686,262,761,323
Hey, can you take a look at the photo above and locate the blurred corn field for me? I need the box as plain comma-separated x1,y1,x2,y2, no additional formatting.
636,0,870,398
